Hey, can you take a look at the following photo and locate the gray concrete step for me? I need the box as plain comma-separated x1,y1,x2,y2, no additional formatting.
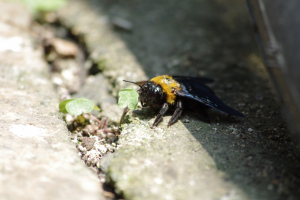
57,0,300,200
0,1,102,200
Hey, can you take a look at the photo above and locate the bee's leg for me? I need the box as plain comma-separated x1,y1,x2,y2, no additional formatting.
168,99,183,127
151,103,169,128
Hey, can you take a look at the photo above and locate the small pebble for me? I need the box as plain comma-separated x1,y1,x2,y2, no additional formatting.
248,128,253,132
195,127,201,131
112,17,133,31
81,137,95,151
183,119,190,123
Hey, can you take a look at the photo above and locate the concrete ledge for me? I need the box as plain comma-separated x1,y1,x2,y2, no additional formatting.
0,1,102,200
56,1,300,200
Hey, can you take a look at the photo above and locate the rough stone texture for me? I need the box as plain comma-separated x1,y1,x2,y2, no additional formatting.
57,0,300,200
57,1,148,96
106,118,247,200
73,73,117,106
0,1,103,200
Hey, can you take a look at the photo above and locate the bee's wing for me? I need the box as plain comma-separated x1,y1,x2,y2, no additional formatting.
172,76,214,84
123,80,148,87
174,78,244,117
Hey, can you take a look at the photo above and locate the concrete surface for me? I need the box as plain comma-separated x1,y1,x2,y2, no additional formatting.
0,1,103,200
57,0,300,200
1,0,300,200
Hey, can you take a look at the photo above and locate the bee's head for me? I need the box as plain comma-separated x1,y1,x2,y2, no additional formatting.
138,81,163,107
123,80,163,107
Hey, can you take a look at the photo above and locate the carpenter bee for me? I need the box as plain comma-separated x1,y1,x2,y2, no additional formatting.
124,75,244,128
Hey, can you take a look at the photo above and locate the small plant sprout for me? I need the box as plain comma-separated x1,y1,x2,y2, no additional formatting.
118,88,139,126
59,97,101,126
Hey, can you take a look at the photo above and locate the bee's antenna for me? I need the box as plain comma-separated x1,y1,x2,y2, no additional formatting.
123,80,142,88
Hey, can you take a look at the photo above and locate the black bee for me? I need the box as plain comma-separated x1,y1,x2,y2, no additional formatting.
124,75,244,128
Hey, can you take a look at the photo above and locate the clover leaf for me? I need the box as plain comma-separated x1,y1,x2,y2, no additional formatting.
59,98,100,116
118,88,139,110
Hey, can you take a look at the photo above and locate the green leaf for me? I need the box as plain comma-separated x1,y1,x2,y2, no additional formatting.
118,88,139,110
65,98,95,116
59,99,74,113
59,98,100,115
75,114,86,124
93,105,101,111
21,0,66,12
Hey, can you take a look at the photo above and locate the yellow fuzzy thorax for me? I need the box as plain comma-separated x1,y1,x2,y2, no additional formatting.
150,75,182,105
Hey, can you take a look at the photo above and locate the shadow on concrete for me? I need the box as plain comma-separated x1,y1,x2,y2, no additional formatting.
85,0,300,199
